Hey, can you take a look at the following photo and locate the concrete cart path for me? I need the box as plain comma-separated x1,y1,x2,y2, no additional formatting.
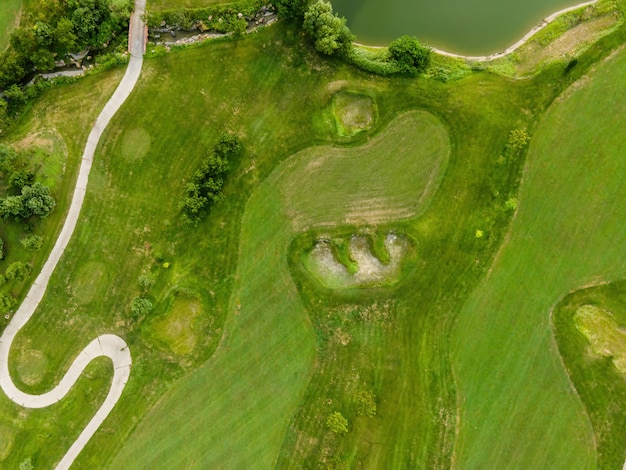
0,0,145,468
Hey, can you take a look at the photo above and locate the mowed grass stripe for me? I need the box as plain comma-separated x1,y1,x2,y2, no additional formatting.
451,47,626,468
281,111,450,230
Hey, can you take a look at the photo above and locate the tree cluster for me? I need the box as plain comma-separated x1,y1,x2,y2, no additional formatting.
0,183,56,221
0,0,133,132
0,144,56,221
303,0,354,57
179,134,240,224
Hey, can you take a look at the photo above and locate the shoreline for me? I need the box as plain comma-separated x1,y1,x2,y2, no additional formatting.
355,0,598,62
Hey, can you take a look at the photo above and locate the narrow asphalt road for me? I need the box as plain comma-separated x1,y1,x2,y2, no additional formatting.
0,1,145,468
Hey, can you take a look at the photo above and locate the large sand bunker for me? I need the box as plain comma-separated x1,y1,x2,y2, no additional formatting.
306,233,409,289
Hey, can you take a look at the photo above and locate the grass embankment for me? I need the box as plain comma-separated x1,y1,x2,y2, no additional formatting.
0,0,21,50
451,43,626,468
554,282,626,469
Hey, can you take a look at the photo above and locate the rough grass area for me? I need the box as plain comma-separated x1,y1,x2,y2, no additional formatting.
148,290,202,356
332,91,377,137
554,281,626,469
451,43,626,469
0,0,21,50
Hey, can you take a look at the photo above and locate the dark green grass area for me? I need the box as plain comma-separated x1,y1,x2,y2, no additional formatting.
451,43,626,468
0,0,21,50
554,281,626,469
2,18,626,470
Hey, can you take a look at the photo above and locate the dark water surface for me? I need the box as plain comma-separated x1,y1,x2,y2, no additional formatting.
332,0,585,55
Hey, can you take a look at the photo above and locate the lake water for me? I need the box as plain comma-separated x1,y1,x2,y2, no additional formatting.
332,0,584,55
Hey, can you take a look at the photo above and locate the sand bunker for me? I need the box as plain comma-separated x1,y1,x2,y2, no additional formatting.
306,233,408,289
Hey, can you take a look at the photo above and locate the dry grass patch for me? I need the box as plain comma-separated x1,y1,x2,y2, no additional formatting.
515,14,619,75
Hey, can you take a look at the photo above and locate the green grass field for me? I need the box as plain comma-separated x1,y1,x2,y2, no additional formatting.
2,8,626,470
0,0,21,50
451,43,626,468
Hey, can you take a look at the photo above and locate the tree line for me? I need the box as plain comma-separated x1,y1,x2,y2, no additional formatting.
276,0,432,76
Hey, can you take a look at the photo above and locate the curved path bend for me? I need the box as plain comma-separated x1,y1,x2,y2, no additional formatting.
0,0,145,468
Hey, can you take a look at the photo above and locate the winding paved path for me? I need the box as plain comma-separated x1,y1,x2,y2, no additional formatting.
0,1,145,468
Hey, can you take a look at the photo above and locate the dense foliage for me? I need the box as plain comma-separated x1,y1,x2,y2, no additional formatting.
0,0,133,133
179,134,240,224
303,0,353,57
388,35,432,75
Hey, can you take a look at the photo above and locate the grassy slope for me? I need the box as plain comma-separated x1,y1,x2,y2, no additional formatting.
110,111,450,468
451,46,626,468
0,0,21,50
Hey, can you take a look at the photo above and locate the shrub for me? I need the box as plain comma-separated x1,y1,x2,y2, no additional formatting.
388,35,431,75
138,273,155,290
354,390,377,417
130,296,153,318
508,128,530,150
5,261,32,281
326,411,349,434
0,293,17,311
303,0,354,57
21,234,44,251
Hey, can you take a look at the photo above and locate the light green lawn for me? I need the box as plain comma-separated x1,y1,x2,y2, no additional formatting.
451,45,626,468
0,0,21,50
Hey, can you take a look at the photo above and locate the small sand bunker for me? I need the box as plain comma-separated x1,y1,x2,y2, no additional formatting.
574,304,626,374
306,233,408,289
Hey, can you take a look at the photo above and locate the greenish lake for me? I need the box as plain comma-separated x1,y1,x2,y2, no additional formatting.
332,0,584,55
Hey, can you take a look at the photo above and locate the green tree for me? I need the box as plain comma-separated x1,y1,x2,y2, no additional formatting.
0,195,26,220
0,52,25,89
388,35,431,75
130,296,153,318
303,1,354,57
276,0,310,20
34,21,55,47
21,182,56,218
55,17,78,53
326,411,349,434
8,170,34,190
21,234,44,251
0,237,4,260
5,261,32,281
